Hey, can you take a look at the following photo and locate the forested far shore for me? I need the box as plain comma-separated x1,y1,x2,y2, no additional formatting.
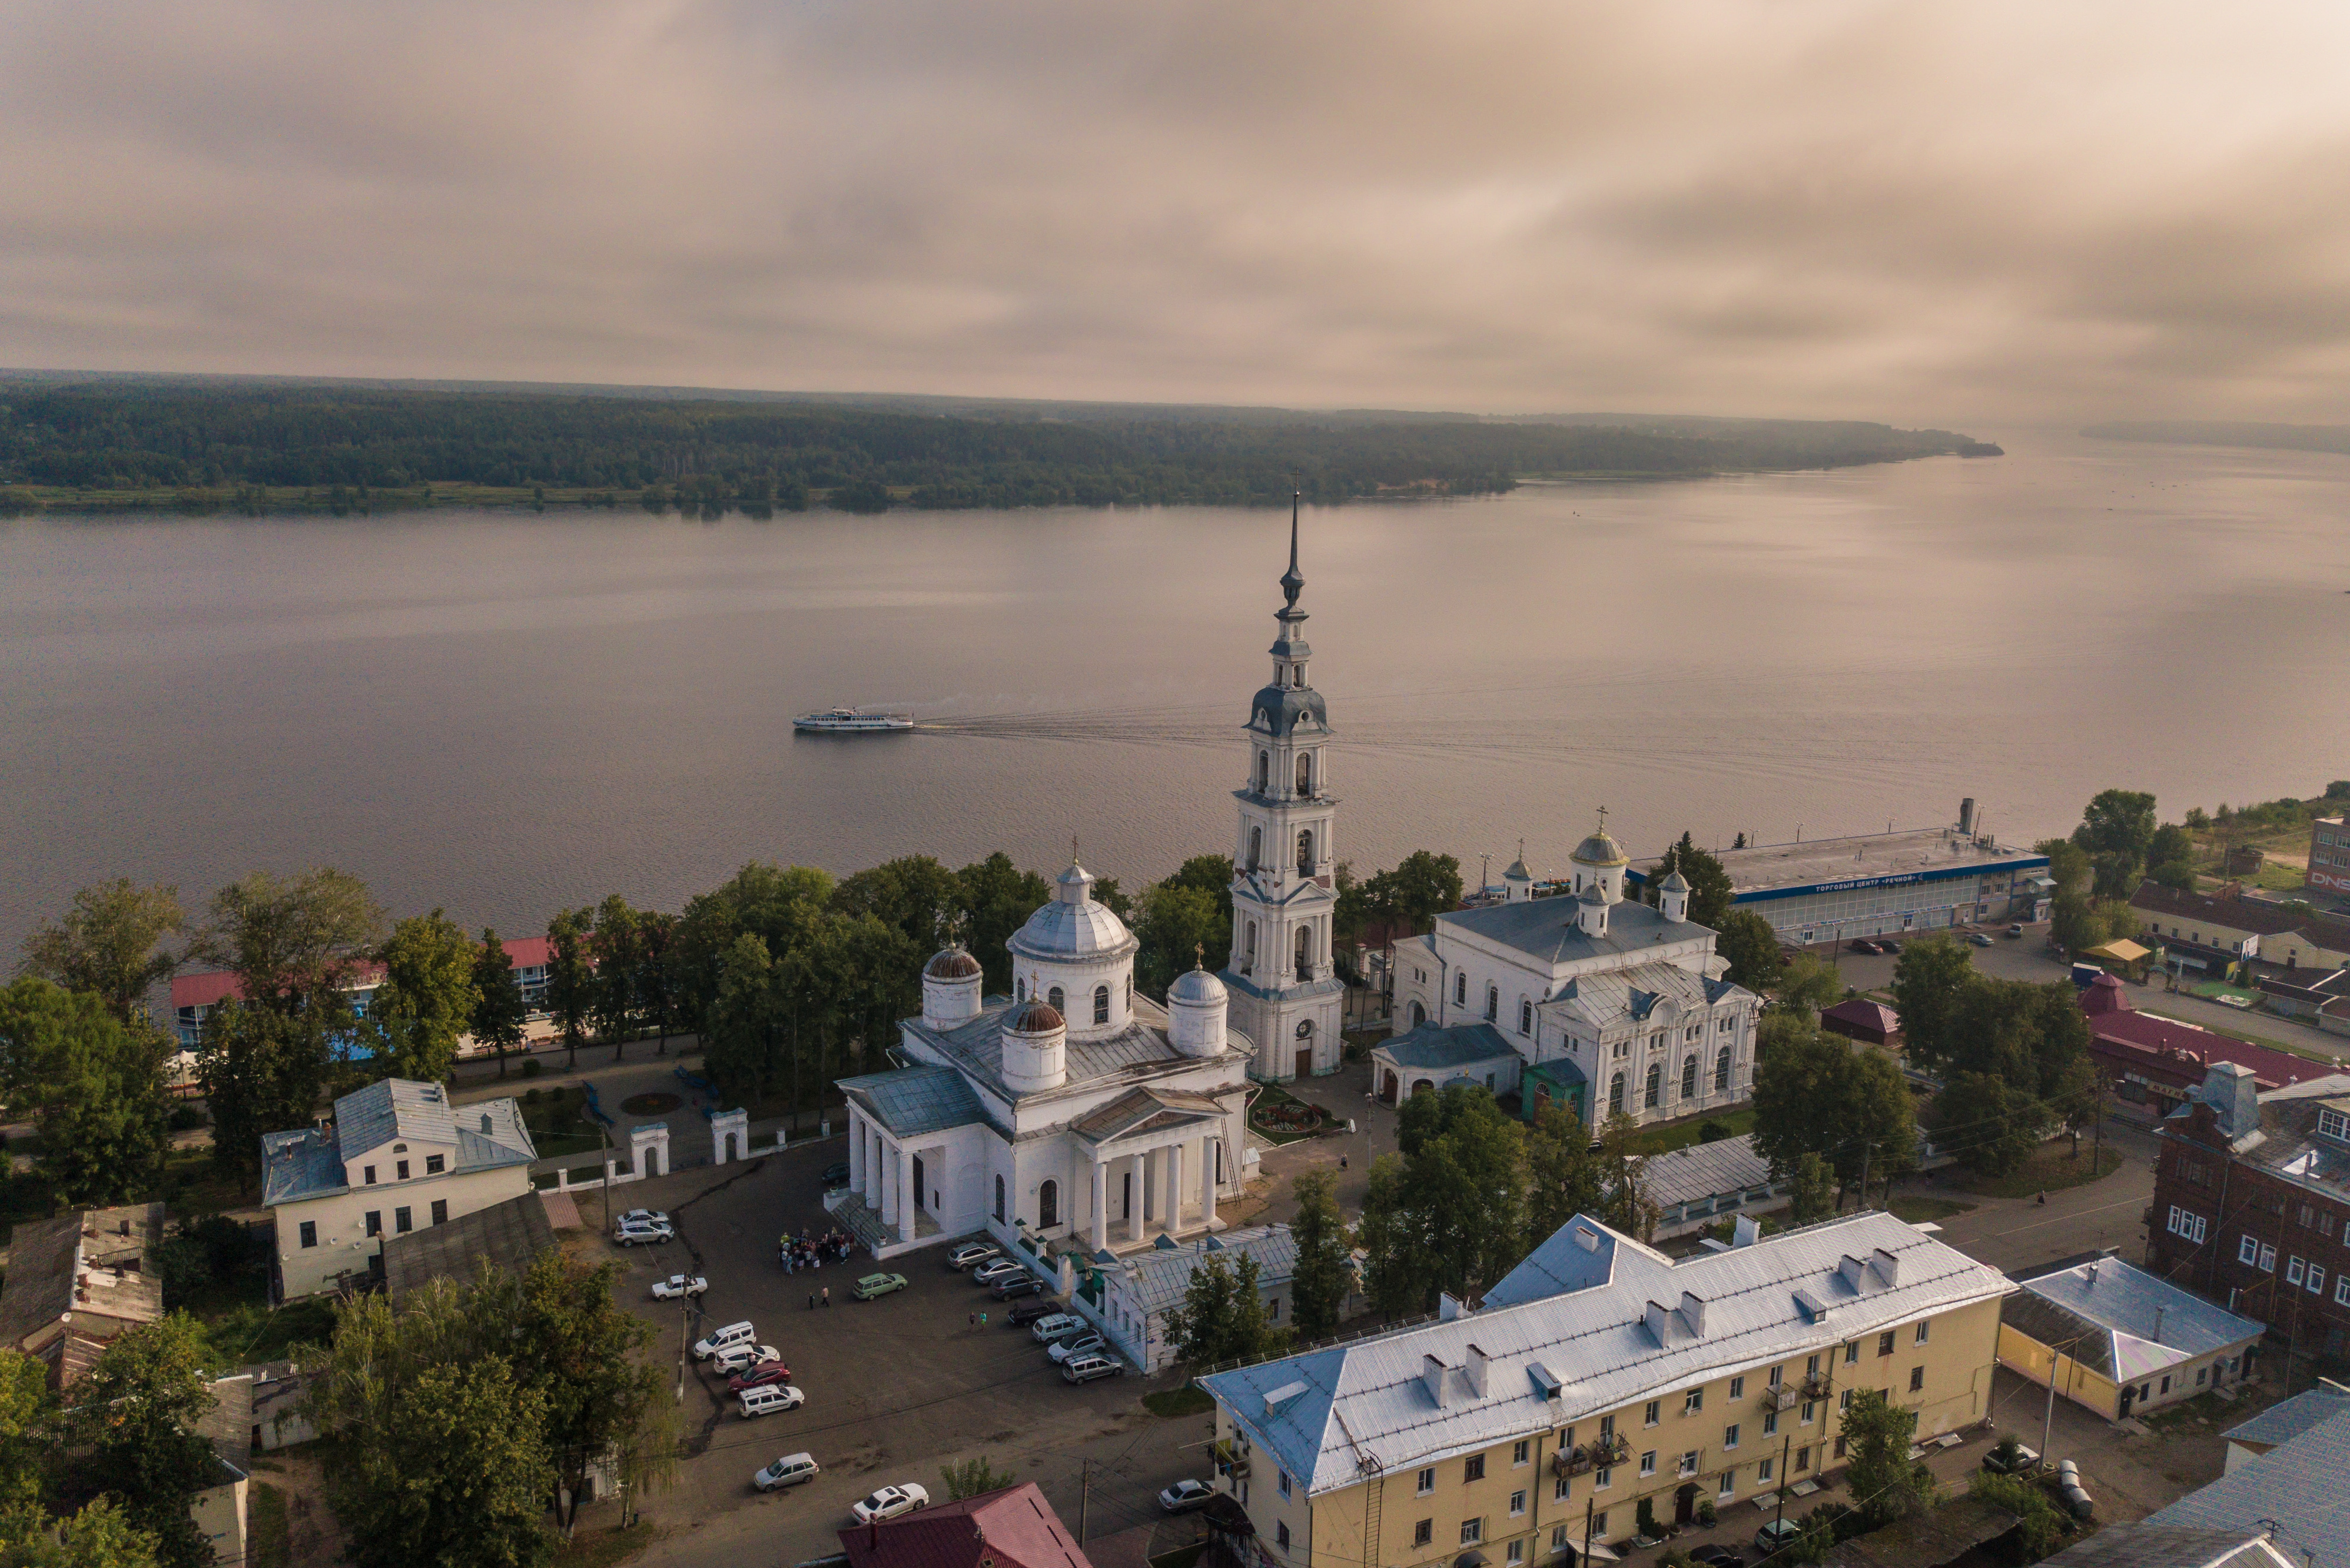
2082,418,2350,457
0,383,1979,516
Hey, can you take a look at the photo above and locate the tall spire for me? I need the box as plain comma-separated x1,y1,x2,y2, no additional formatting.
1280,489,1305,610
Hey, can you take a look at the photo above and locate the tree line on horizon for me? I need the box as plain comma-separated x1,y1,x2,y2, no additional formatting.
0,384,1975,515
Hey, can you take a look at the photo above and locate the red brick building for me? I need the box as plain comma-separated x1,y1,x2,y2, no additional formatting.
2147,1062,2350,1362
2079,973,2331,1119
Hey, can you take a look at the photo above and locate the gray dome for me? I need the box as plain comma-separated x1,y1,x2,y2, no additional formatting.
1168,965,1228,1005
924,946,982,980
1503,858,1532,882
1009,861,1136,959
1571,830,1629,868
1658,869,1690,892
1247,683,1329,739
1576,882,1608,905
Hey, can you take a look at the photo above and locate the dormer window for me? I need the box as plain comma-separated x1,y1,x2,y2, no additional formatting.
393,1144,407,1153
2319,1105,2349,1144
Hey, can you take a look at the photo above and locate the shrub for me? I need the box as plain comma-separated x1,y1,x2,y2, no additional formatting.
1969,1471,2067,1563
519,1058,543,1079
167,1101,207,1131
1635,1497,1659,1539
1698,1119,1734,1144
1695,1497,1717,1527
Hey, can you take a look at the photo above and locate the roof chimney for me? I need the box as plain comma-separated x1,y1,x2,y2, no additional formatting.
1422,1353,1451,1407
1463,1344,1491,1398
1677,1291,1707,1337
1868,1248,1900,1288
1644,1300,1672,1344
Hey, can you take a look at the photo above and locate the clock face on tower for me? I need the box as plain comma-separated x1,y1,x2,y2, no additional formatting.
1296,1020,1313,1038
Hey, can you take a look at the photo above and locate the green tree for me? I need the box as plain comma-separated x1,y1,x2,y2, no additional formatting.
1359,1085,1527,1310
2148,859,2197,892
1929,1072,2049,1176
2,1499,165,1568
1135,883,1226,997
589,896,642,1058
2072,789,2158,898
0,1349,49,1533
1382,851,1465,933
18,879,184,1023
705,933,782,1106
67,1315,220,1568
635,910,679,1057
368,909,479,1082
339,1358,553,1568
470,928,528,1078
1751,1021,1916,1206
193,868,385,1019
0,979,170,1204
1771,953,1844,1016
545,908,595,1069
1648,834,1734,928
938,1457,1017,1501
1786,1151,1837,1225
1966,1470,2064,1564
1888,933,1973,1071
1714,910,1784,992
1838,1389,1933,1528
506,1251,665,1537
1163,1254,1286,1367
955,854,1053,992
2147,823,2192,868
196,1001,333,1181
1288,1171,1353,1340
831,856,967,952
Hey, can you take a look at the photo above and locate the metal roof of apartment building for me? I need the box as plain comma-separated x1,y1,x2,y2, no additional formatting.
1199,1210,2013,1498
1107,1225,1301,1316
2141,1403,2350,1567
261,1078,536,1206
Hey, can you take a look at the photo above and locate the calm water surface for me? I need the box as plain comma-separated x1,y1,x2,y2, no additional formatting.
4,431,2346,954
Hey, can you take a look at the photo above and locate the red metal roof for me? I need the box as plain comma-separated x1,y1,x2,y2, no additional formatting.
2080,985,2329,1091
171,934,552,1009
840,1484,1093,1568
1821,998,1901,1035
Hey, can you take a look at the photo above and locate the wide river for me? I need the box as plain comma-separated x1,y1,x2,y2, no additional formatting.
4,430,2346,956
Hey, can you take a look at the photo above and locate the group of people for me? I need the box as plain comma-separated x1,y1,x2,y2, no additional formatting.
779,1228,856,1274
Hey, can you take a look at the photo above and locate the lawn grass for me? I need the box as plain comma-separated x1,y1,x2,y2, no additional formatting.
200,1298,338,1367
2143,1390,2233,1433
1887,1196,1976,1225
1624,1108,1757,1156
250,1481,291,1568
1956,1144,2125,1200
159,1144,258,1218
1143,1384,1216,1418
552,1521,658,1568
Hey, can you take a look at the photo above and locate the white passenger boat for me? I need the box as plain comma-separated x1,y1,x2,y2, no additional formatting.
792,706,915,733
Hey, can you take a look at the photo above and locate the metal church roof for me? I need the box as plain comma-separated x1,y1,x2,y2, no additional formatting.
839,1064,991,1139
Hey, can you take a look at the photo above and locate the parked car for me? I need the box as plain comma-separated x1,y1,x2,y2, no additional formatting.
613,1221,673,1247
1969,932,1994,947
1981,1438,2041,1474
971,1258,1023,1285
1029,1313,1084,1344
1847,939,1880,955
693,1321,757,1361
1880,939,1903,954
1753,1520,1803,1554
728,1361,794,1394
821,1161,852,1190
2218,994,2253,1009
992,1274,1048,1301
1158,1480,1213,1513
617,1209,669,1228
947,1242,1000,1271
755,1451,820,1491
1689,1548,1745,1568
739,1384,805,1418
1061,1353,1123,1384
1048,1332,1107,1365
2006,923,2026,938
713,1342,784,1376
853,1272,910,1301
650,1274,708,1301
1006,1298,1065,1326
851,1484,931,1524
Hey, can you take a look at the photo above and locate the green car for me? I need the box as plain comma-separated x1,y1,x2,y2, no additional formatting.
853,1272,910,1301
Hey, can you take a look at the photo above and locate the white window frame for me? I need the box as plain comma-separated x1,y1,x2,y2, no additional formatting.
2240,1233,2261,1265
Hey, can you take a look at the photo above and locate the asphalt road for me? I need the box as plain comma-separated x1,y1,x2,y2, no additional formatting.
585,1138,1210,1568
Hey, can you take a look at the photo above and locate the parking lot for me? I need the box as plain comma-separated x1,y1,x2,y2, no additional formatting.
580,1137,1212,1568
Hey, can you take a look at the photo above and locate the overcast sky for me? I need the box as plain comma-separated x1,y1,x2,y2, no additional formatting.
4,1,2345,425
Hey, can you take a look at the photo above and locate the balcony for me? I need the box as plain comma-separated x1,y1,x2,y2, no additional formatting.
1582,1436,1629,1469
1212,1439,1250,1479
1801,1373,1833,1400
1550,1450,1592,1478
1760,1385,1799,1413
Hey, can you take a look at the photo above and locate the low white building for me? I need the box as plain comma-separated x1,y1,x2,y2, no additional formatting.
1080,1224,1357,1372
1638,1134,1785,1241
263,1078,537,1300
1389,830,1760,1130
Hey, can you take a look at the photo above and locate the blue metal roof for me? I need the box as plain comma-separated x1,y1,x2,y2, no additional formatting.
2221,1388,2350,1449
1373,1022,1518,1072
839,1064,988,1138
1436,896,1704,965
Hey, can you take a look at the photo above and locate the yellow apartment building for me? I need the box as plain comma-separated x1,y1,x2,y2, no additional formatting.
1200,1212,2013,1565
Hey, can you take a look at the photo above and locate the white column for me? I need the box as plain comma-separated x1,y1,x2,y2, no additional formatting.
1127,1152,1147,1243
1091,1158,1108,1251
879,1138,898,1225
850,1116,867,1194
897,1144,916,1244
1165,1142,1184,1232
864,1123,883,1207
1200,1137,1218,1230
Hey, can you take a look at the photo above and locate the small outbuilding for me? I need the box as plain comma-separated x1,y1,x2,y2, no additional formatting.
1638,1133,1785,1240
1820,998,1902,1048
1997,1254,2265,1419
1370,1022,1522,1106
1518,1057,1590,1127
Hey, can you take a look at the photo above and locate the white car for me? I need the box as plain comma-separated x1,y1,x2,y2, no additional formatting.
618,1208,670,1228
615,1220,674,1247
650,1274,708,1301
1159,1480,1213,1513
713,1342,783,1376
693,1321,756,1361
971,1258,1023,1285
1048,1331,1107,1365
755,1451,820,1491
851,1483,930,1524
947,1242,1000,1271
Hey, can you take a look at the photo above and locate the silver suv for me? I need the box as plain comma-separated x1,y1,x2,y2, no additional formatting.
1061,1353,1123,1384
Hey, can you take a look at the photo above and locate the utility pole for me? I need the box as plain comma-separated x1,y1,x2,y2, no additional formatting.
2091,1076,2105,1182
1079,1458,1090,1543
1580,1496,1595,1568
1773,1433,1792,1536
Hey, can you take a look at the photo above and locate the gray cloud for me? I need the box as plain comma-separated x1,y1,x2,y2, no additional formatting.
4,0,2345,423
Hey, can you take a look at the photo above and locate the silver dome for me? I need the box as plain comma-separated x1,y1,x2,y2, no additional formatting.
1167,965,1228,1005
1570,830,1629,868
1008,860,1137,959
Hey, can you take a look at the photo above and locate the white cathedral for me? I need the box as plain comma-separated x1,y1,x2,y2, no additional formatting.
834,513,1343,1257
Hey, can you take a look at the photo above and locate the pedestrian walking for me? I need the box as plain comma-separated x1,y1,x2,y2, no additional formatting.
980,1311,987,1328
821,1287,829,1307
808,1291,815,1310
969,1311,977,1329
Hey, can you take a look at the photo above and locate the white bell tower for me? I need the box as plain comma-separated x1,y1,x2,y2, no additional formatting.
1221,495,1346,1082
